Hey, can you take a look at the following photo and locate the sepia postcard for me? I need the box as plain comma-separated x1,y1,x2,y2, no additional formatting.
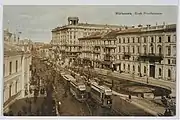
2,5,177,116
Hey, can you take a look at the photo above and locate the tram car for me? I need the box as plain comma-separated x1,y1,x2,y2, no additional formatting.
90,81,112,108
69,78,87,102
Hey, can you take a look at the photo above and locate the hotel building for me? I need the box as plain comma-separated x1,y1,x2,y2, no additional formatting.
51,17,126,65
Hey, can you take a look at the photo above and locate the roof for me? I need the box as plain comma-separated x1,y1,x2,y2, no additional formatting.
52,23,122,32
78,31,109,40
79,24,176,40
116,28,141,35
4,41,24,56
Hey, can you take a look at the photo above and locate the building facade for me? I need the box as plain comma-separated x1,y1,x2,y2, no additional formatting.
51,17,125,65
79,23,176,82
3,30,32,113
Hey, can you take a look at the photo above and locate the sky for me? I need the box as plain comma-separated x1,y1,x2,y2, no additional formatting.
3,5,177,43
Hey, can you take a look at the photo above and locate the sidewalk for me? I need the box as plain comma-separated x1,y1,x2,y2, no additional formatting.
81,67,175,96
7,96,46,116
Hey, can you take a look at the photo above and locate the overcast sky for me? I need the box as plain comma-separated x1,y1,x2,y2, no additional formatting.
3,5,177,42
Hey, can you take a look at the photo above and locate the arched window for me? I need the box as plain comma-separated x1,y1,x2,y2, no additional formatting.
150,46,154,54
159,36,162,43
158,68,162,76
168,69,171,78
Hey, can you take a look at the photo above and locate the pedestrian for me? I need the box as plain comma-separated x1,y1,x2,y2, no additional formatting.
17,110,22,116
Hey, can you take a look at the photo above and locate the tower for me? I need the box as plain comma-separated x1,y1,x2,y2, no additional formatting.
68,17,79,25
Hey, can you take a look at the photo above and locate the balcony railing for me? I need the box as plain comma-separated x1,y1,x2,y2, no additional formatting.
138,53,164,62
104,44,116,48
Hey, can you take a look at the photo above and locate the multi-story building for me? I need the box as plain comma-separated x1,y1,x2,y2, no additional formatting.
78,30,118,68
3,30,32,113
51,17,126,65
79,23,176,82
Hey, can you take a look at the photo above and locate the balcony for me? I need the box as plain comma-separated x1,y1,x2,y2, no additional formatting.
138,53,164,62
104,44,116,48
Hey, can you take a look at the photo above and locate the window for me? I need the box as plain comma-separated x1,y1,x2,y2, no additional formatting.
167,46,171,56
172,59,176,64
144,66,146,74
159,36,162,43
144,46,146,54
133,65,135,71
151,37,154,43
144,37,147,43
138,66,140,72
137,37,140,43
168,59,171,64
128,64,130,71
168,69,171,78
150,46,154,54
168,36,171,42
123,38,125,43
127,38,130,43
16,60,18,72
159,68,162,76
132,37,134,43
124,64,125,70
119,38,121,43
174,35,176,42
119,46,121,53
159,46,162,54
9,62,12,75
